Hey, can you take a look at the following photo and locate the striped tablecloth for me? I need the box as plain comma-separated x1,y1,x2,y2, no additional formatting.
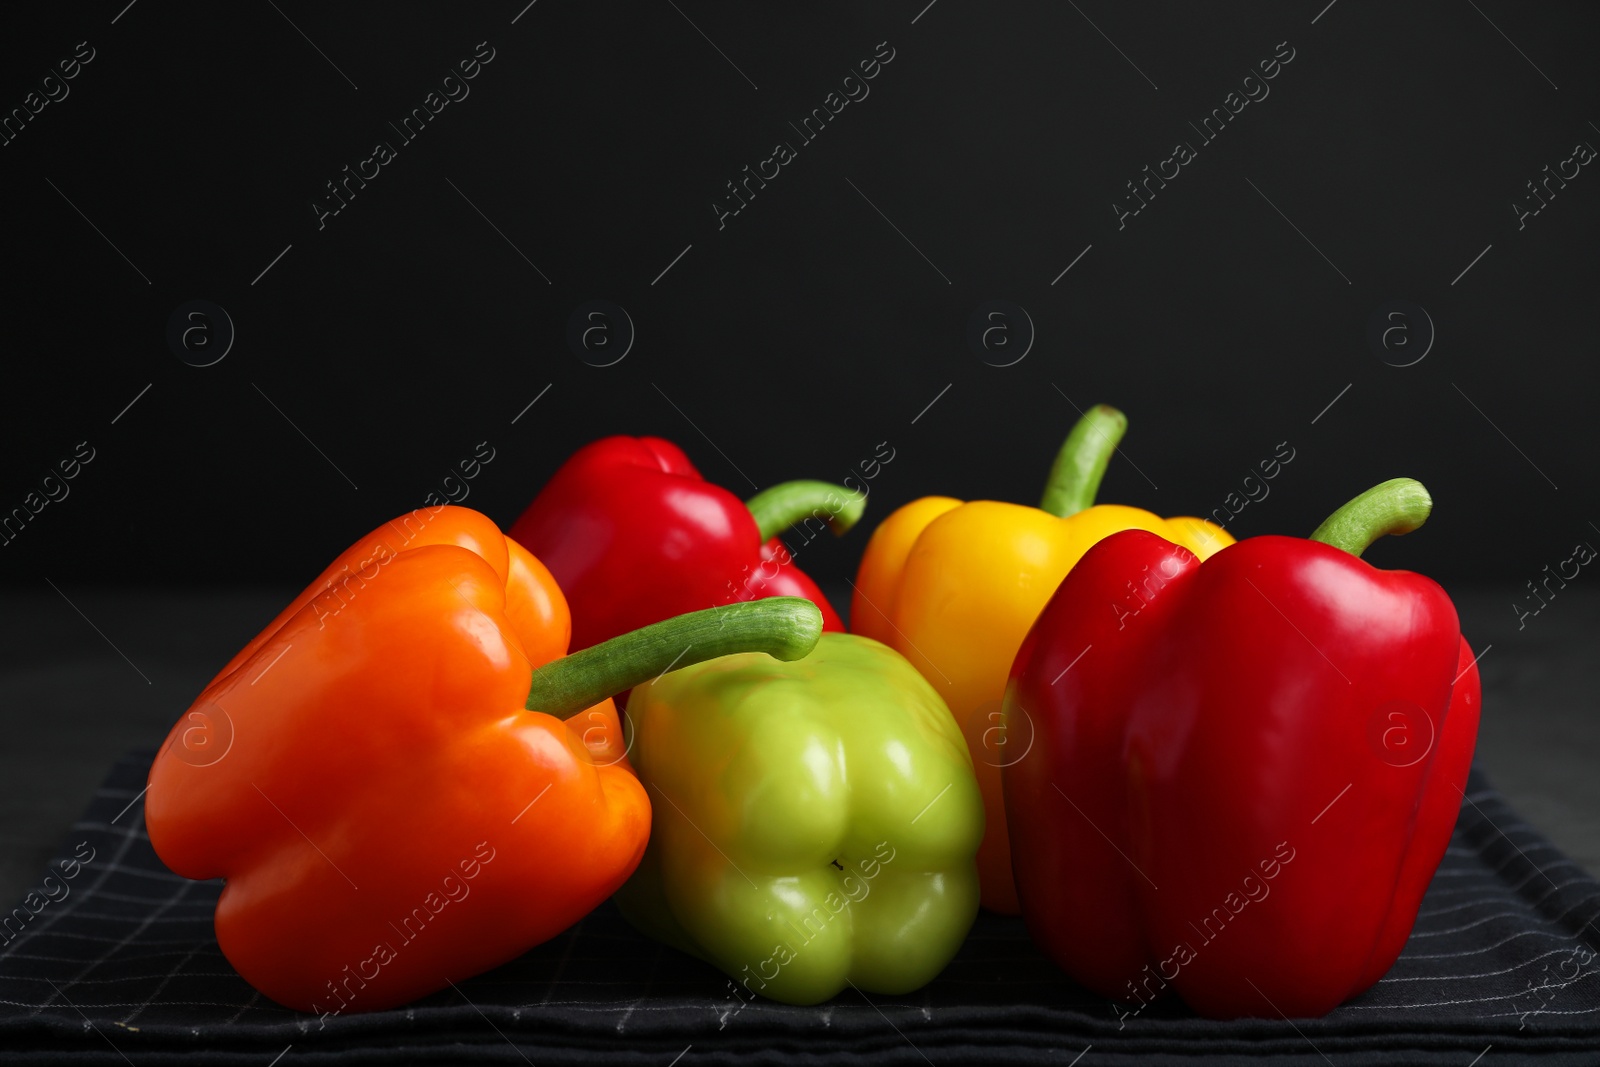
1,751,1597,1065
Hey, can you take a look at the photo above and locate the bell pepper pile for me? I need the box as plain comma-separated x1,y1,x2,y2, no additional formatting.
146,413,1482,1024
146,506,825,1013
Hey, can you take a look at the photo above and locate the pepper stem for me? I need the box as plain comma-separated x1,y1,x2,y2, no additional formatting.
745,480,866,544
1040,405,1127,517
525,597,823,715
1309,478,1433,558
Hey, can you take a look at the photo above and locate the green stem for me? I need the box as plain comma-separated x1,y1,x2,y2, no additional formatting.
1040,405,1127,517
525,597,823,715
745,480,866,544
1309,478,1432,558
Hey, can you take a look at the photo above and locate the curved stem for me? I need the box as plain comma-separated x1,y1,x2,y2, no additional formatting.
1309,478,1432,558
525,597,823,716
1040,405,1127,517
745,480,866,544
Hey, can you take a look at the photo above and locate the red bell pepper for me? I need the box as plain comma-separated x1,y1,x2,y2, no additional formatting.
508,436,861,653
1003,478,1481,1019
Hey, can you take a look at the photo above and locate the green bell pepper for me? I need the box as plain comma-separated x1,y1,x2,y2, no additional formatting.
614,630,984,1005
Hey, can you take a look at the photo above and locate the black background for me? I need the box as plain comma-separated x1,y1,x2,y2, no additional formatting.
1,0,1595,591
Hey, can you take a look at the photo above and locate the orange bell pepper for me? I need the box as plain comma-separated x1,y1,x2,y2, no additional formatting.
850,406,1233,913
146,504,822,1016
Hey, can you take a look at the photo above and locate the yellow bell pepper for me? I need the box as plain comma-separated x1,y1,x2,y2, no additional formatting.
849,405,1234,913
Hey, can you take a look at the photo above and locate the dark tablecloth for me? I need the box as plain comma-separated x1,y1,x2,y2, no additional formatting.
1,751,1597,1065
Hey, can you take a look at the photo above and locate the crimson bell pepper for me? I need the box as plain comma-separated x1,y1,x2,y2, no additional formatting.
508,436,862,652
1003,478,1481,1019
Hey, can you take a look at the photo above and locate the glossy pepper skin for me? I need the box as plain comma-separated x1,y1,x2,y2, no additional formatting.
851,407,1233,913
146,505,824,1015
614,633,984,1005
1003,479,1481,1019
508,435,862,653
